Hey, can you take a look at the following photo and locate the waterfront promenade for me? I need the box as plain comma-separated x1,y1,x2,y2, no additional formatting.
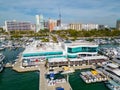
12,58,72,90
12,56,107,90
12,57,39,72
39,62,47,90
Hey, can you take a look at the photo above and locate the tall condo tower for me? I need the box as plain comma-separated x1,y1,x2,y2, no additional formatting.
57,8,61,26
116,19,120,30
36,14,44,32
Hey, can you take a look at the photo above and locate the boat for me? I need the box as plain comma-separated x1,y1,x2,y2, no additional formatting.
80,70,107,84
80,72,91,83
0,47,5,51
0,53,5,72
105,80,120,90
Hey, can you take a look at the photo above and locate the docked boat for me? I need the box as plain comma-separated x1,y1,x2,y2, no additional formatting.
0,53,5,72
0,47,5,51
80,72,90,83
80,70,107,84
105,80,120,90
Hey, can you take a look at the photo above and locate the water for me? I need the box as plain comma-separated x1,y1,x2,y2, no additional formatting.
0,48,39,90
69,70,109,90
0,47,110,90
0,69,39,90
1,48,24,63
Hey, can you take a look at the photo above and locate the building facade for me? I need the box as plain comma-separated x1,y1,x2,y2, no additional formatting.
21,40,108,67
98,25,106,30
69,23,99,30
116,19,120,30
69,23,82,30
5,20,34,31
36,14,44,32
62,41,98,58
48,19,57,32
82,24,99,30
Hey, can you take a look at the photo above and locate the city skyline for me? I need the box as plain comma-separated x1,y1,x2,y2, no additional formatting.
0,0,120,27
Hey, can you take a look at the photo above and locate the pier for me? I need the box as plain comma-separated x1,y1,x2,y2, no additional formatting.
39,63,46,90
12,58,72,90
12,57,39,72
4,62,13,68
39,62,72,90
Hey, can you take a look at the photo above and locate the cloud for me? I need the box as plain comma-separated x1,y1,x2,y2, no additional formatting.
0,0,120,27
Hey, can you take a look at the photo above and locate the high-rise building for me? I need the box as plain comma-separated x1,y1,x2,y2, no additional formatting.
116,19,120,30
35,14,44,32
69,23,103,30
5,20,34,32
82,24,99,30
69,23,82,30
57,20,61,26
48,19,57,32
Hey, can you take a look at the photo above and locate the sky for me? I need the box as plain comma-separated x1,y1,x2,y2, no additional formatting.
0,0,120,27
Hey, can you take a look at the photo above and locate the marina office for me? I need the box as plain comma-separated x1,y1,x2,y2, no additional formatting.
21,41,108,67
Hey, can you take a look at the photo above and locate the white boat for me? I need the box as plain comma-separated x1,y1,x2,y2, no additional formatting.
105,80,120,90
0,47,5,51
0,53,5,72
80,72,91,83
80,74,89,83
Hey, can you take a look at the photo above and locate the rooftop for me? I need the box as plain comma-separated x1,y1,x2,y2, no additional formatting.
65,40,98,47
48,57,68,63
69,56,107,61
23,41,64,54
82,56,108,60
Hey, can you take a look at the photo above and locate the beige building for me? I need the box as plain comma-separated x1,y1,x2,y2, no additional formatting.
69,23,82,30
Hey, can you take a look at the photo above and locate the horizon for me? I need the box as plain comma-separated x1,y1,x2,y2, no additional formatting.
0,0,120,27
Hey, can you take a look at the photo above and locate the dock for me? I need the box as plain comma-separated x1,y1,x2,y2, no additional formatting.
39,63,72,90
12,57,39,72
4,63,13,68
39,63,47,90
12,58,72,90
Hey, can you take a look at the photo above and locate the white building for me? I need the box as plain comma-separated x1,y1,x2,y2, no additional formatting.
82,24,99,30
62,41,98,58
21,40,108,67
54,24,69,30
36,14,44,32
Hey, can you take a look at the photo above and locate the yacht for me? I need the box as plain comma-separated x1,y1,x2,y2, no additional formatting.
0,53,5,72
105,80,120,90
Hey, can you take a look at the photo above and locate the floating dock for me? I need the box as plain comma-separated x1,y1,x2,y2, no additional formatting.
80,70,108,83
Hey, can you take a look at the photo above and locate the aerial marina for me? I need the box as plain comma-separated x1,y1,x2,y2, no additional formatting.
1,0,120,89
0,37,120,90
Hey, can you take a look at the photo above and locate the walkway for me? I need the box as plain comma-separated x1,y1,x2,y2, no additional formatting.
39,63,47,90
39,62,72,90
